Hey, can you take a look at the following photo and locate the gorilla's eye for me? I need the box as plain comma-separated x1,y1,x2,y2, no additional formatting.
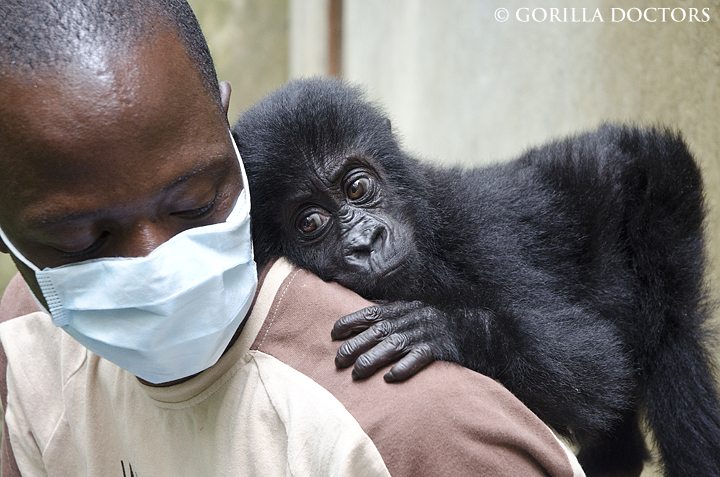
346,177,370,201
298,211,329,234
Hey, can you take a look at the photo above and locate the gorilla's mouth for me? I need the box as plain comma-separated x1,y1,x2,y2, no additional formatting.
377,256,405,278
367,237,409,278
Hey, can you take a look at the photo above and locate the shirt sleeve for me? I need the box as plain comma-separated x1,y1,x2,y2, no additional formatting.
250,262,584,477
0,273,39,477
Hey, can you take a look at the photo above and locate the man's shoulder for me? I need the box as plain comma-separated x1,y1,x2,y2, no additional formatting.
252,259,584,477
0,273,41,326
244,350,391,476
0,273,87,429
0,308,87,398
0,260,584,476
0,273,74,376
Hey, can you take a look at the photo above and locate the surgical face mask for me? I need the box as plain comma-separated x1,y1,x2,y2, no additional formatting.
0,131,257,384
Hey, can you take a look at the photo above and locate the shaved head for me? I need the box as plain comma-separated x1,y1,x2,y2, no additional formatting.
0,0,220,105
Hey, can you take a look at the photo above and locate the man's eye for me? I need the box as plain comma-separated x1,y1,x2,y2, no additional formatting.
54,231,110,258
171,195,218,219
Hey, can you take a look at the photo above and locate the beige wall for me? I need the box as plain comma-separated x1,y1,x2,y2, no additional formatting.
0,256,13,295
188,0,289,124
289,0,330,78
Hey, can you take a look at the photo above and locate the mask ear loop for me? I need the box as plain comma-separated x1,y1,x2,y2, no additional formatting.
229,129,251,214
229,129,255,260
0,225,53,315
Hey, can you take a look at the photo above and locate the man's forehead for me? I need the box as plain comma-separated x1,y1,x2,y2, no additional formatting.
0,31,221,164
0,29,229,229
5,37,200,125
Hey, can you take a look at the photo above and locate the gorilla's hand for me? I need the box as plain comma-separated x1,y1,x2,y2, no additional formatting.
332,301,458,382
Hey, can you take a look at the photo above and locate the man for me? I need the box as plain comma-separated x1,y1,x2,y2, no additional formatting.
0,1,584,475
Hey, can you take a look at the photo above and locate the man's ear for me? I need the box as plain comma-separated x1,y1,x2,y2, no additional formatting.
219,81,232,118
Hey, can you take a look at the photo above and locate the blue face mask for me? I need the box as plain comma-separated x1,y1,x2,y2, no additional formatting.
0,132,257,384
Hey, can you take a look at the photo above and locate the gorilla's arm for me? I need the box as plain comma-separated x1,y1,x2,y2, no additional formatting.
332,298,633,438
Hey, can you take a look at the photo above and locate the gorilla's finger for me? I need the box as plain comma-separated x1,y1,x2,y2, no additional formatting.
351,333,412,380
335,321,394,368
384,344,435,382
332,305,386,340
332,301,425,340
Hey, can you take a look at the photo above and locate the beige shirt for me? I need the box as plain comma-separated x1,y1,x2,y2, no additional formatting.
0,260,390,476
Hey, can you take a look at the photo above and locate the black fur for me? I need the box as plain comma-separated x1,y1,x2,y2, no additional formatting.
232,77,720,476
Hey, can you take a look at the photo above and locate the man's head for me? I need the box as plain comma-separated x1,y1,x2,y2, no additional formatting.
0,0,242,306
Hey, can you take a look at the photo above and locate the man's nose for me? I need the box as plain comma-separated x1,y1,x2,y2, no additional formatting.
121,218,176,257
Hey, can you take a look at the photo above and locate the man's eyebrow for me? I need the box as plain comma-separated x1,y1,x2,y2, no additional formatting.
24,209,103,232
26,157,235,230
162,160,223,191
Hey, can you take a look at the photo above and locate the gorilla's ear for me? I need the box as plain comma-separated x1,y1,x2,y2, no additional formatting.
384,118,392,131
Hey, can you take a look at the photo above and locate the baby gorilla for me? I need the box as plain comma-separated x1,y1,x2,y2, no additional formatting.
232,78,720,476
